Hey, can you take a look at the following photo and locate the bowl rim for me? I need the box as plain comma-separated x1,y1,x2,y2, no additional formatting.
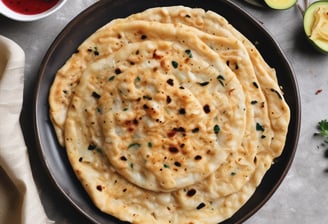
0,0,67,21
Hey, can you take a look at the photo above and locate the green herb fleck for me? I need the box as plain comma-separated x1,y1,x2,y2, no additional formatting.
256,122,265,132
143,95,152,100
196,202,206,210
185,49,193,58
231,172,236,176
135,76,141,82
96,147,103,153
171,61,178,69
217,75,225,87
148,142,153,148
88,144,97,150
92,91,101,99
198,81,210,86
128,143,141,149
123,107,129,111
108,75,115,81
96,107,102,113
89,46,99,56
164,164,170,168
214,124,220,134
316,120,328,138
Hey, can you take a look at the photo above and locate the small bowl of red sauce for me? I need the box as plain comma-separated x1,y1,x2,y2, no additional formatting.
0,0,67,21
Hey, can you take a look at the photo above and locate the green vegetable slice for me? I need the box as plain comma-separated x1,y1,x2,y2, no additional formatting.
304,1,328,53
264,0,297,10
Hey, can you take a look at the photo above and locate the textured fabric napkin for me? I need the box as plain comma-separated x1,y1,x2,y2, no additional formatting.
0,35,51,224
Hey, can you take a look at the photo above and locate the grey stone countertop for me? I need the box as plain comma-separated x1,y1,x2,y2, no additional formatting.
1,0,328,223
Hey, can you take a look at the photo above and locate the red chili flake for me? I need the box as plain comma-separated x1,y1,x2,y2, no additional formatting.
315,89,323,95
153,50,163,59
167,131,176,138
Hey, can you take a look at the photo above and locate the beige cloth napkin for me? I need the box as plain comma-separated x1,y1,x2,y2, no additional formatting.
0,35,51,224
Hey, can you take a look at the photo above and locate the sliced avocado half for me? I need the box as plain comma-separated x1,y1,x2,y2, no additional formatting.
264,0,297,10
304,1,328,54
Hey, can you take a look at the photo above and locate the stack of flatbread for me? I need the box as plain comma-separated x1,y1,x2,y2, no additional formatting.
48,6,290,224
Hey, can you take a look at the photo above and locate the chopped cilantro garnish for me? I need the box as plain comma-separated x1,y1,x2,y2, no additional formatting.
214,124,220,134
318,120,328,138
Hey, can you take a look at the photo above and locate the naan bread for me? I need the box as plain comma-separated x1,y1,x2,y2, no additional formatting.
48,6,290,224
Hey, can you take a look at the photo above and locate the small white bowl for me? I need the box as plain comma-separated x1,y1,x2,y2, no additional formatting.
0,0,67,22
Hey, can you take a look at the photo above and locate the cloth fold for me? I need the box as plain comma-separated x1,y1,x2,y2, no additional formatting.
0,35,51,224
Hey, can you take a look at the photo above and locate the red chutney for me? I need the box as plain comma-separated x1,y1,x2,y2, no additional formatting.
1,0,59,15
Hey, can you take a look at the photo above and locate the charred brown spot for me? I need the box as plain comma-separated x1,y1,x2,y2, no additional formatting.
167,79,174,86
92,91,101,99
166,95,172,104
167,131,176,138
153,50,163,59
179,108,186,115
173,127,185,132
115,68,122,74
186,189,196,197
96,185,103,191
141,34,147,40
174,161,181,167
169,147,179,153
120,156,127,161
192,127,200,133
203,104,210,113
194,155,202,160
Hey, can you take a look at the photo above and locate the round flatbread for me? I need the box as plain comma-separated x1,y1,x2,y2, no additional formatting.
49,6,290,224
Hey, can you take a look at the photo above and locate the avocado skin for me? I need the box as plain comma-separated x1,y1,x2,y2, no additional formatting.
303,1,328,54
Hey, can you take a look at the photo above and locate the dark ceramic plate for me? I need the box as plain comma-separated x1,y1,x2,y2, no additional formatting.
33,0,300,223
